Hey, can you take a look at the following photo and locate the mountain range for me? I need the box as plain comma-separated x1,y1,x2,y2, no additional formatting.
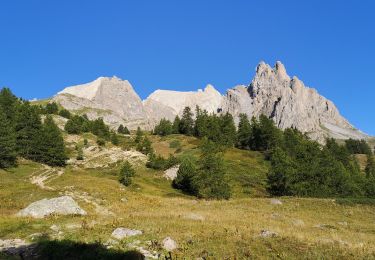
52,61,368,143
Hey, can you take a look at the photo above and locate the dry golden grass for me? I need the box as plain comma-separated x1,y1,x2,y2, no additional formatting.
1,136,375,259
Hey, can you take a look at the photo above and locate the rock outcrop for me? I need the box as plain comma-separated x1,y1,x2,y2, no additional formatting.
53,76,149,130
52,62,368,142
145,84,223,117
221,61,367,142
16,196,86,218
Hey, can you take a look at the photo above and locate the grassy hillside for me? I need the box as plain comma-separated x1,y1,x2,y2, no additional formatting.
1,134,375,259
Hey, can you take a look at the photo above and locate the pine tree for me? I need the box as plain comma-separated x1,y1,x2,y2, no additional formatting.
195,139,231,199
0,87,19,122
111,132,119,145
194,106,209,138
0,108,17,168
173,155,197,195
365,153,375,178
45,102,59,114
37,116,67,166
153,118,173,136
172,115,181,134
219,113,237,147
119,161,136,186
134,127,143,143
137,136,153,155
267,147,295,196
91,118,110,140
65,115,84,134
179,106,194,135
58,109,71,119
15,102,42,160
118,124,130,134
236,113,251,149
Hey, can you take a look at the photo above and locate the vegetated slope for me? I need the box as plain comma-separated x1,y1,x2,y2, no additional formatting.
1,134,375,259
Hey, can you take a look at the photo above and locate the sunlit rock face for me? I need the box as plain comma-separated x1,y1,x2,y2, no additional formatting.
144,84,224,116
53,62,368,142
54,76,150,130
221,61,367,142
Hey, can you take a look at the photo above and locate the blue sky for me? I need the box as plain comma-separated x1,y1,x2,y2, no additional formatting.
0,1,374,135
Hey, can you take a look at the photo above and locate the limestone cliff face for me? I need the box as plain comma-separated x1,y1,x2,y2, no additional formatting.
53,77,150,129
221,61,367,142
144,84,223,116
52,62,368,141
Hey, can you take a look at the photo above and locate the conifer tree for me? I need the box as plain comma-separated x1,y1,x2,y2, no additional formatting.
267,147,295,196
134,127,143,143
0,108,17,168
194,106,209,138
365,153,375,178
45,102,59,114
219,113,236,147
236,113,251,149
195,139,231,199
153,118,173,136
137,136,153,155
0,87,19,122
110,132,119,145
119,161,136,186
37,116,67,166
172,115,181,134
58,109,71,119
179,106,194,135
65,115,84,134
15,102,42,160
173,155,197,194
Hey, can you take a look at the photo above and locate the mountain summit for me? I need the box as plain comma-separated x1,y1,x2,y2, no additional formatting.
52,62,368,142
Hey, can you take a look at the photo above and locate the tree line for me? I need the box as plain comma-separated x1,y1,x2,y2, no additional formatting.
0,88,67,168
153,106,375,199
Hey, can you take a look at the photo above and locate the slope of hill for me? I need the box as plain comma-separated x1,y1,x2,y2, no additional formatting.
1,132,375,259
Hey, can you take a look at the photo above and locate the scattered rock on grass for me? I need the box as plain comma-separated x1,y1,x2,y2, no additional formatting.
292,219,305,227
0,239,33,256
162,237,177,251
111,228,143,240
183,213,205,221
270,199,282,205
164,165,180,180
16,196,86,218
260,230,278,238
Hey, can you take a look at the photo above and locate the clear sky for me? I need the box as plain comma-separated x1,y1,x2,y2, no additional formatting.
0,1,374,135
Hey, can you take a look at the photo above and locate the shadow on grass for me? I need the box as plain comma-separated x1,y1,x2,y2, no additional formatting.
3,239,145,260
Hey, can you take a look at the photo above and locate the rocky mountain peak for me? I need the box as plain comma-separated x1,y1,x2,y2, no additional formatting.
52,61,369,142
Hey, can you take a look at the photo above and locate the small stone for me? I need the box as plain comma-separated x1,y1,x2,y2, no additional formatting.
164,165,180,180
50,224,60,232
337,221,348,226
270,199,282,205
111,228,142,240
183,213,204,221
120,197,128,203
65,223,82,230
162,237,177,251
292,219,305,227
260,230,278,238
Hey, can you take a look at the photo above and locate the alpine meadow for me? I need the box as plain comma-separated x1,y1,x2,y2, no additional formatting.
1,1,375,259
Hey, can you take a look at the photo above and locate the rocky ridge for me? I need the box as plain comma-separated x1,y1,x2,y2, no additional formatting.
52,62,368,142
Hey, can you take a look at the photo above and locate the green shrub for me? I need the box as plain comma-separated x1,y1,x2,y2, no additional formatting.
97,138,105,146
173,155,197,194
58,109,71,119
119,161,135,186
146,153,179,170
